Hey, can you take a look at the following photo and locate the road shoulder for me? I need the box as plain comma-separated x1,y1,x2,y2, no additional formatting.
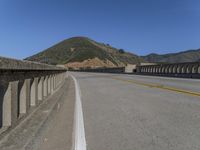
27,76,75,150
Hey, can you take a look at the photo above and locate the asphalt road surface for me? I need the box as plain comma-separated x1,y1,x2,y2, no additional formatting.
72,72,200,150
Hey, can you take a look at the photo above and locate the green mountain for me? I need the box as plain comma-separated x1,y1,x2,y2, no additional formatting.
25,37,144,67
142,49,200,63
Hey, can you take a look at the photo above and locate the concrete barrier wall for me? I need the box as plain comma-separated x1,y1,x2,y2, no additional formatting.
0,57,66,133
136,62,200,78
76,67,125,73
0,56,63,70
70,62,200,79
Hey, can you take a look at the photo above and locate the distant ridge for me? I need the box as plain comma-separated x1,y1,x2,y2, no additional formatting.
25,37,144,68
142,49,200,63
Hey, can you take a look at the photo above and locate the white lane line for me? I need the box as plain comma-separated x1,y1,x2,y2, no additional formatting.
71,75,87,150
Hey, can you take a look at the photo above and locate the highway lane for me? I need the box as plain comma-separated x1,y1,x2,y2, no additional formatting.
72,72,200,150
115,74,200,94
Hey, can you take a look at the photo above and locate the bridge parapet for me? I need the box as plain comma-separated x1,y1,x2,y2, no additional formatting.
0,57,66,133
0,56,64,70
73,67,125,73
136,62,200,78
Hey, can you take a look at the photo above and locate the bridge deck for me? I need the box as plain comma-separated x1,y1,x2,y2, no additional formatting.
1,72,200,150
73,72,200,150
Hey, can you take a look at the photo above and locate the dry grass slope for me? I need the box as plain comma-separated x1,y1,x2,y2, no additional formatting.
25,37,144,68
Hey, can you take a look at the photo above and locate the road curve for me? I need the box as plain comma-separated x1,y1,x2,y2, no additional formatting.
72,72,200,150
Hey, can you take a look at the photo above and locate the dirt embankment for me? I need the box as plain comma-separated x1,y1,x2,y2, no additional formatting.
65,57,118,69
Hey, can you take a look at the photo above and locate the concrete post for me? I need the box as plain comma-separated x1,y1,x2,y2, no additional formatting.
169,65,173,74
155,67,158,73
151,67,154,73
149,67,151,73
191,65,196,74
52,75,54,90
153,67,155,73
181,66,185,73
47,76,51,95
57,74,60,86
19,79,31,115
161,67,164,73
165,66,169,74
180,66,183,73
30,78,38,106
2,82,11,127
43,76,48,97
51,75,54,93
159,67,162,73
57,74,59,87
60,73,62,84
53,75,56,90
143,67,146,73
186,65,191,74
2,81,19,127
38,77,44,101
172,65,177,74
54,75,57,89
55,74,57,89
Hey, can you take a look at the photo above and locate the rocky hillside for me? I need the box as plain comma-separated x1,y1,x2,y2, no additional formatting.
142,49,200,63
25,37,144,68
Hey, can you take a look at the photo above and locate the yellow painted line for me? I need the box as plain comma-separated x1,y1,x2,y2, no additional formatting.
111,77,200,97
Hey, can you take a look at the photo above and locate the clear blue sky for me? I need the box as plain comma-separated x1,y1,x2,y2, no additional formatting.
0,0,200,59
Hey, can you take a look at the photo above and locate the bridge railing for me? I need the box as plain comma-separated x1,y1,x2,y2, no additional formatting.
136,62,200,78
0,57,67,133
72,67,125,73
